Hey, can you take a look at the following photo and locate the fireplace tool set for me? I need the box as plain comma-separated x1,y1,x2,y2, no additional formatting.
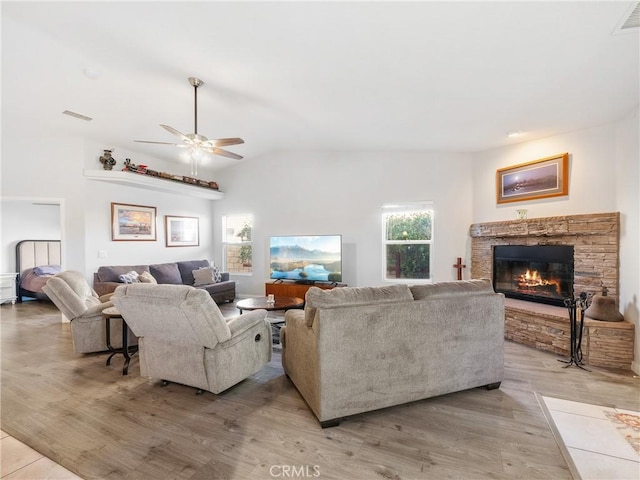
559,292,594,371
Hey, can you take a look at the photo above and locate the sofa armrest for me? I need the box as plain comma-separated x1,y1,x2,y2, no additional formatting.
281,309,319,411
98,293,114,303
227,309,268,337
82,300,114,318
94,281,121,297
284,309,305,326
283,310,315,347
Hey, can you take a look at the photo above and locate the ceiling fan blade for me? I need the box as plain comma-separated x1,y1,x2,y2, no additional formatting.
202,137,245,148
134,140,180,146
160,124,192,143
204,147,243,160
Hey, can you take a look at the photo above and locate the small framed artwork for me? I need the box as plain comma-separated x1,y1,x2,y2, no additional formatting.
111,203,157,241
165,215,199,247
496,153,569,204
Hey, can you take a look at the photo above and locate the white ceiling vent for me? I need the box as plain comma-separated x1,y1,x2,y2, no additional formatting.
613,1,640,34
62,110,93,121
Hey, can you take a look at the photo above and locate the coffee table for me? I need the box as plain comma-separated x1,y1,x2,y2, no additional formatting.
236,296,305,315
236,296,304,344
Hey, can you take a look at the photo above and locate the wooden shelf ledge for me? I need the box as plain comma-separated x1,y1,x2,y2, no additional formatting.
84,170,224,200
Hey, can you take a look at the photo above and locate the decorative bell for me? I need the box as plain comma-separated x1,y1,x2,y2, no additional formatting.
584,286,623,322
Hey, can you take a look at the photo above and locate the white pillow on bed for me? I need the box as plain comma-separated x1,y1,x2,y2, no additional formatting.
33,265,61,276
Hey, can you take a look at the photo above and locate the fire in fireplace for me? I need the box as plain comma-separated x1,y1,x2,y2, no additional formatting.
492,245,574,307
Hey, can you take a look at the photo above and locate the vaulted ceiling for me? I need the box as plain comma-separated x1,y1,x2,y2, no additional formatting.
2,1,638,170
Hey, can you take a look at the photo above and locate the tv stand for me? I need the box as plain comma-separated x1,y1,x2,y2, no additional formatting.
266,281,346,298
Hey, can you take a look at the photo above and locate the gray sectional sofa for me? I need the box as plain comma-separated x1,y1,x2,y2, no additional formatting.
93,259,235,304
281,279,505,427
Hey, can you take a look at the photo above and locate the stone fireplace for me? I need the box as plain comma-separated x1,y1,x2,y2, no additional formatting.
470,212,620,298
469,212,634,370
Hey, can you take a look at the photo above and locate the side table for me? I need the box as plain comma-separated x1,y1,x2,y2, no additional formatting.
0,273,18,305
102,306,138,375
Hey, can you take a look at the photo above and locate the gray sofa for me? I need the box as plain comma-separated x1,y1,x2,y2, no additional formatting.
93,259,235,304
281,279,505,427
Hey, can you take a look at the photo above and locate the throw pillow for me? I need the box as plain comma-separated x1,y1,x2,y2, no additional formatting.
177,260,209,287
149,263,182,284
138,271,157,284
118,271,140,284
192,267,216,286
211,264,222,283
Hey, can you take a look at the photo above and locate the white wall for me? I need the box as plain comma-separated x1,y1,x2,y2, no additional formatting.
213,150,474,296
614,107,640,373
472,115,640,374
471,123,619,222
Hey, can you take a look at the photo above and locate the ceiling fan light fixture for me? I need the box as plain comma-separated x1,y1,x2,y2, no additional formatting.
190,146,204,161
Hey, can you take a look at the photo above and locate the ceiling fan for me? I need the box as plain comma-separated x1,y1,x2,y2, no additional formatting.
135,77,244,173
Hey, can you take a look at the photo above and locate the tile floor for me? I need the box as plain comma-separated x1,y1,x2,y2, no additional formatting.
540,396,640,480
0,429,81,479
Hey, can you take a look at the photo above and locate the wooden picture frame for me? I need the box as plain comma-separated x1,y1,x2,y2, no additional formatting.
165,215,199,247
496,153,569,204
111,203,157,241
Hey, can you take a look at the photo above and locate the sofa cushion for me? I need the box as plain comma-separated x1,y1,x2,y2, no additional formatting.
138,271,157,284
410,279,493,301
193,267,217,286
177,260,210,286
96,265,149,283
149,263,182,285
196,281,234,295
304,284,414,326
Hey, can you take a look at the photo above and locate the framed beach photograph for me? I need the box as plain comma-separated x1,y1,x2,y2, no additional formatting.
496,153,569,204
165,215,199,247
111,203,157,241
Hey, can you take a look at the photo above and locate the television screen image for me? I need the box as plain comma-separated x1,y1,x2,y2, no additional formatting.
270,235,342,283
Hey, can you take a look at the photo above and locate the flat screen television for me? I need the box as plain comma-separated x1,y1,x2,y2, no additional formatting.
270,234,342,283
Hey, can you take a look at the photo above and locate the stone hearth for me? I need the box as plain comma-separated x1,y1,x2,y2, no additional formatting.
469,212,634,370
504,298,634,370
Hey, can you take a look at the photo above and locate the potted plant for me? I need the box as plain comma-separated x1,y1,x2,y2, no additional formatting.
239,245,252,267
236,222,252,267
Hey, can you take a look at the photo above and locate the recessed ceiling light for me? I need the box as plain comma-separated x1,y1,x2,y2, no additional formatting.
82,66,102,79
506,131,523,138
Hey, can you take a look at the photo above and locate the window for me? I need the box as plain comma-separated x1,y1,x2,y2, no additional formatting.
222,214,253,274
382,203,433,282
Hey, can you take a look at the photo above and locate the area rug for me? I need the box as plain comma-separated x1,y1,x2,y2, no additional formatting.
538,394,640,480
604,410,640,454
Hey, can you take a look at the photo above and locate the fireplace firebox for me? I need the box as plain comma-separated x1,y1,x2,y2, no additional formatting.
493,245,574,307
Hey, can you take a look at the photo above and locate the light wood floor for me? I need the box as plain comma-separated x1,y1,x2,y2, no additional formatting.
1,301,638,480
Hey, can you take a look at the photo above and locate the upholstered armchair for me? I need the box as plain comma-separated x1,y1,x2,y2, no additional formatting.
42,270,132,354
111,284,272,394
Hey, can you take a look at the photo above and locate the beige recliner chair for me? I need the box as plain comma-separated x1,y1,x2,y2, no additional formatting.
112,284,272,394
42,270,131,353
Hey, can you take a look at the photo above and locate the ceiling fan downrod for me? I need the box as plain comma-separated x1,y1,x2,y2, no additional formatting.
188,77,203,136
